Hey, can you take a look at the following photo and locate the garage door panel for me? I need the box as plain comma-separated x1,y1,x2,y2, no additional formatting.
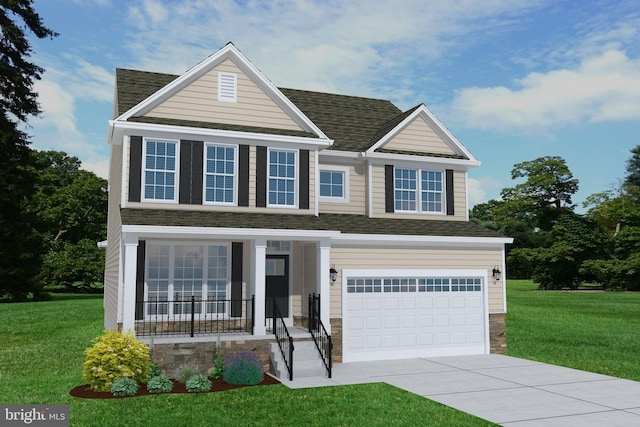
435,297,449,308
402,298,416,309
384,316,400,328
366,297,382,310
345,274,486,362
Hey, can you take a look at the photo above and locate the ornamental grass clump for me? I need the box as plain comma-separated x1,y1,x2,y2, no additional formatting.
111,377,139,396
146,374,173,393
82,330,151,392
176,362,200,384
223,351,264,385
186,373,212,393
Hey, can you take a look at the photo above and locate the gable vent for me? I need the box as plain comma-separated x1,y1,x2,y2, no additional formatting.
218,72,237,102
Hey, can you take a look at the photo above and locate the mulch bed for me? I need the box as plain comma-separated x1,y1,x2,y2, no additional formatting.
70,375,280,399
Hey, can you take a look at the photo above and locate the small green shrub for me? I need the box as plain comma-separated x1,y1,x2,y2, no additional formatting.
149,360,162,379
176,362,200,384
186,373,212,393
146,375,173,393
211,354,224,380
223,351,264,385
111,377,139,396
82,330,151,392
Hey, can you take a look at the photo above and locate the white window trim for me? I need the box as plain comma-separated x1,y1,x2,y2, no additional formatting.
267,147,298,208
143,241,232,320
202,143,238,206
394,166,445,215
319,165,349,204
218,72,237,102
141,138,180,204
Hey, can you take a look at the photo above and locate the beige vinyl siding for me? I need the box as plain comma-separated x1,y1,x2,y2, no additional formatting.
144,59,304,132
319,163,366,215
383,118,457,155
104,143,123,329
125,144,315,215
329,246,505,318
371,164,467,220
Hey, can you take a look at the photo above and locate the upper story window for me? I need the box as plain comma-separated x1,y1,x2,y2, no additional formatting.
394,167,443,213
268,149,297,207
319,165,349,203
143,139,178,202
204,144,236,204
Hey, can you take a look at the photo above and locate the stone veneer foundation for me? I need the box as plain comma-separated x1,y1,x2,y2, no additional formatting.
489,313,507,354
149,314,506,375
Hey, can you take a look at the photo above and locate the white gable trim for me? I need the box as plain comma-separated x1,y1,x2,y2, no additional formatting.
113,43,330,141
364,151,480,170
368,104,478,162
108,119,332,150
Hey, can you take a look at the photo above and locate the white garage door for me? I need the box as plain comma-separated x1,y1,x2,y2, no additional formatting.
343,272,487,362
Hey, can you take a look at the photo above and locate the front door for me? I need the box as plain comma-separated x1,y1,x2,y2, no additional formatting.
266,255,289,317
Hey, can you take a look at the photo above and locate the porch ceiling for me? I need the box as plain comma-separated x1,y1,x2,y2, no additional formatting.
120,208,506,239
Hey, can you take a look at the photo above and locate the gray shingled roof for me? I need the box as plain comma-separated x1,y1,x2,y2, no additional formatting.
120,209,506,239
278,88,403,152
115,68,415,153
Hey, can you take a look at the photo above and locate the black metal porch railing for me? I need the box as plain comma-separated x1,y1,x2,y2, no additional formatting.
272,299,294,381
135,296,254,337
309,293,333,378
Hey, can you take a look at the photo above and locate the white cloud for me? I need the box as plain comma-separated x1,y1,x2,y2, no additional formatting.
30,80,109,179
452,49,640,132
468,176,503,208
120,0,543,98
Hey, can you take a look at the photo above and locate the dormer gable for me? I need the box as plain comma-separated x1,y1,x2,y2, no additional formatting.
368,104,478,166
114,43,329,141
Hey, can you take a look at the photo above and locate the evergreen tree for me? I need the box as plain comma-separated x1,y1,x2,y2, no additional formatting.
0,1,57,300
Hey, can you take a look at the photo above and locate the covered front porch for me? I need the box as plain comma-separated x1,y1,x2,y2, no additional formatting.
119,225,338,340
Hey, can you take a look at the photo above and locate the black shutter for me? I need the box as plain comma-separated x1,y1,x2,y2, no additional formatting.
135,240,146,320
446,169,455,216
385,165,395,213
179,140,203,205
129,136,143,202
191,141,203,204
231,242,243,317
299,149,309,209
238,145,250,207
256,146,267,207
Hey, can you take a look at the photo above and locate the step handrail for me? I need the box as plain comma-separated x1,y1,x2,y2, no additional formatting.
308,293,332,378
272,299,294,380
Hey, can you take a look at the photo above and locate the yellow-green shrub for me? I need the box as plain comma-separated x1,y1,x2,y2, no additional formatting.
82,330,151,391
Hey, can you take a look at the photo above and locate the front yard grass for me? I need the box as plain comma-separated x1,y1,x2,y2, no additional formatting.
506,279,640,381
0,295,494,426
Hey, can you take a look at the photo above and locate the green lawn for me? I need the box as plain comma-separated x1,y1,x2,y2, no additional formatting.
506,280,640,381
0,295,494,427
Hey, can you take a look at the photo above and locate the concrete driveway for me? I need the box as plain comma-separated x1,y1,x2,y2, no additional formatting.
279,354,640,426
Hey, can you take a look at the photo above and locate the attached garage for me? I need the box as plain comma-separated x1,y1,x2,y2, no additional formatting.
342,269,488,362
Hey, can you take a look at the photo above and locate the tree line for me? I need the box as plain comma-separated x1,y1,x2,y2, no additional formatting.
0,2,108,301
471,150,640,290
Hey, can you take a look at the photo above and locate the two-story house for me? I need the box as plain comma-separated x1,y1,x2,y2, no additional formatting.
105,43,512,375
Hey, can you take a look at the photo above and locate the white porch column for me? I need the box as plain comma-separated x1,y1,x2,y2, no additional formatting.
317,239,331,333
252,238,267,335
121,234,139,333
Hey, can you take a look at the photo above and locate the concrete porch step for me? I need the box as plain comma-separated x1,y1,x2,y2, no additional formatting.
270,340,328,380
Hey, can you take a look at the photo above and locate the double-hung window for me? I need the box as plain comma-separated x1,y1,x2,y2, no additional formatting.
394,167,443,213
143,139,177,202
319,166,349,203
268,149,296,207
204,144,236,204
145,243,229,317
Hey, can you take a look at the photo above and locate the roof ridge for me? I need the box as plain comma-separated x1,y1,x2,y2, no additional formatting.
368,104,423,147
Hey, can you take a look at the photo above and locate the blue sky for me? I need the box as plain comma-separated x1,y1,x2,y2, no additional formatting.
25,0,640,209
